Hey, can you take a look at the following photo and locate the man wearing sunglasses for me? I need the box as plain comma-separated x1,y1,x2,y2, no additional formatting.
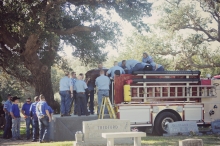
21,97,32,140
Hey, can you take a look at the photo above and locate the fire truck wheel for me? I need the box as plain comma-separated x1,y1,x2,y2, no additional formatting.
154,112,178,135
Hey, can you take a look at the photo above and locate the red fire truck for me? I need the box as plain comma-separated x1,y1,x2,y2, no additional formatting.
86,70,220,135
112,70,220,135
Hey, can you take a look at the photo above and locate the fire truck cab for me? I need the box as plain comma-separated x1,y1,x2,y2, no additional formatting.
112,70,220,135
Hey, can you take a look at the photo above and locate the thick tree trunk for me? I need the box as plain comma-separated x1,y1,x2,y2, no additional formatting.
33,66,60,114
22,35,60,113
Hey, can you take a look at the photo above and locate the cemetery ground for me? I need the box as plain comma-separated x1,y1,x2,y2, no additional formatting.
1,122,220,146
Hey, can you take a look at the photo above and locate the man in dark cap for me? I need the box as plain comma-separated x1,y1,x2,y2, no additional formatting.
10,96,22,140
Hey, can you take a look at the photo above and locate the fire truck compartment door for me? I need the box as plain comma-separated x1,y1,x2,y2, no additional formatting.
118,106,151,124
184,105,203,121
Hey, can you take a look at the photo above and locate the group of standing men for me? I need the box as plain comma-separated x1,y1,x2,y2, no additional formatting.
2,94,53,143
59,63,110,117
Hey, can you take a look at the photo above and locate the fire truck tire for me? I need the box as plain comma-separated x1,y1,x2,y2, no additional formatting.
154,112,178,136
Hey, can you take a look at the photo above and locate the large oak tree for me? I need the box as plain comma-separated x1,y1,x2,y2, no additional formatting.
156,0,220,71
0,0,151,111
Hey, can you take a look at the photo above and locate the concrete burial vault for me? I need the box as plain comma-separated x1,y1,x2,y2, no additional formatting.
49,114,99,141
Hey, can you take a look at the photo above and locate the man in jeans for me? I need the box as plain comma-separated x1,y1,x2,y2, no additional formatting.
29,96,39,142
10,96,22,140
95,70,111,114
86,77,95,115
22,97,32,140
59,71,73,116
3,94,12,139
74,74,89,116
36,94,51,143
70,72,77,115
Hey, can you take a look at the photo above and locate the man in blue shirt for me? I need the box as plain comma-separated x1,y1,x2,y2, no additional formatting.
118,60,127,69
121,59,150,74
36,94,51,143
106,61,125,78
95,70,111,114
10,96,22,140
70,72,77,115
74,74,89,116
59,71,73,117
3,94,12,139
86,77,95,115
22,97,32,140
142,52,154,64
29,96,39,142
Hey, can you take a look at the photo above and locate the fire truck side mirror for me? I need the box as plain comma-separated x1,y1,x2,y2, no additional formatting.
214,105,218,109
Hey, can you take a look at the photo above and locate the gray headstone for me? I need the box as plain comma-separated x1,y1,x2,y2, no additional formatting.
77,119,133,146
167,121,199,135
179,139,203,146
211,119,220,134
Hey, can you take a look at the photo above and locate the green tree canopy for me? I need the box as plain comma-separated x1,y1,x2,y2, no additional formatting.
0,0,152,109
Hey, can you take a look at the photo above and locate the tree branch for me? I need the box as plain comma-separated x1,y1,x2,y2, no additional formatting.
198,0,219,22
181,23,217,41
51,25,100,35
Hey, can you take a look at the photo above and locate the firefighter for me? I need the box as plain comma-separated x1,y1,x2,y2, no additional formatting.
95,70,111,114
120,59,151,74
142,52,154,64
59,71,73,117
106,61,125,78
74,74,89,116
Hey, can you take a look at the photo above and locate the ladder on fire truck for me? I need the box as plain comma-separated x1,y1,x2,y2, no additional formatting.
128,71,217,102
98,97,116,119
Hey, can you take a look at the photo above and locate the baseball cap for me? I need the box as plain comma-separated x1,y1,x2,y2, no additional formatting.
12,96,20,102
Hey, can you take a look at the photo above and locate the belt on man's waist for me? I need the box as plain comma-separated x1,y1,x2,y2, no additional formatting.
77,92,85,94
60,90,70,92
99,89,109,91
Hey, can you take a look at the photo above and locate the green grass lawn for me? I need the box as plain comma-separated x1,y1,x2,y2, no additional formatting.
142,135,220,146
